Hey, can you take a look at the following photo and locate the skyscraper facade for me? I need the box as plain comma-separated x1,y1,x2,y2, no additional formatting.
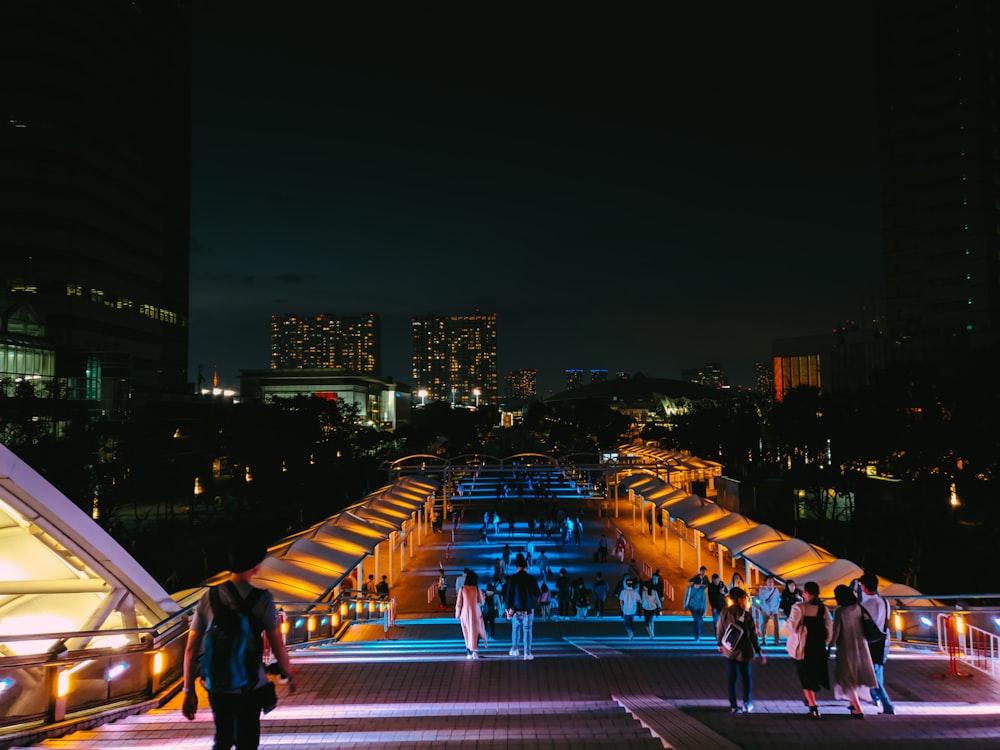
1,2,192,417
411,312,497,405
504,368,537,401
564,369,584,391
877,4,1000,371
271,313,381,375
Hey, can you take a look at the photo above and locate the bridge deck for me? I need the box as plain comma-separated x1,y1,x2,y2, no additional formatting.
12,492,999,749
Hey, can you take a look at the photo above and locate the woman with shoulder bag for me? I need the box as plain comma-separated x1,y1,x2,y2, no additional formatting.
785,581,832,718
640,582,662,639
830,584,878,717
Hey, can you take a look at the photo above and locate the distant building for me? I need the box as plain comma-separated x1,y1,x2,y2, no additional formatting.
1,2,193,417
271,313,380,375
615,371,630,381
564,369,584,390
683,363,727,389
877,4,1000,373
504,369,537,401
754,361,774,397
411,311,497,406
589,368,608,384
240,369,408,431
772,325,886,401
0,302,55,395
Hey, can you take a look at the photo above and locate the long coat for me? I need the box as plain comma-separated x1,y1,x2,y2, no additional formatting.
455,584,488,651
829,602,877,697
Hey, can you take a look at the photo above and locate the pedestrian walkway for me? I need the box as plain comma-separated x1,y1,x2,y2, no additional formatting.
13,493,999,749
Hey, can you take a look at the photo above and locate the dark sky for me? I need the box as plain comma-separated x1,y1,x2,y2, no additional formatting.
189,4,882,396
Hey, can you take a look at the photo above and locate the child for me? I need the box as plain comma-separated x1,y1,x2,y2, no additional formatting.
539,583,552,620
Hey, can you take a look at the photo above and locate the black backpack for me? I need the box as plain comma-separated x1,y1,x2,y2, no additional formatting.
201,581,265,693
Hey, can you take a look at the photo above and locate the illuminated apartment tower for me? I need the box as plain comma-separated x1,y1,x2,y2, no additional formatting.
271,313,380,375
411,312,497,405
564,369,584,390
504,369,537,401
1,2,192,416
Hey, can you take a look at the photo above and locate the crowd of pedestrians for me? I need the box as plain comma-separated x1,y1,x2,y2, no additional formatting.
430,490,898,721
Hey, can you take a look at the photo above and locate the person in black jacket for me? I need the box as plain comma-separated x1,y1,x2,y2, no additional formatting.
708,573,729,631
505,554,540,660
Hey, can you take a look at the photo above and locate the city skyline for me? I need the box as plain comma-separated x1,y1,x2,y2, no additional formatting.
188,5,882,397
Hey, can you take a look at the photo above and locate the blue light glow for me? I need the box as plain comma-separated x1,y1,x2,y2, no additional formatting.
920,616,933,627
0,678,13,693
107,663,128,680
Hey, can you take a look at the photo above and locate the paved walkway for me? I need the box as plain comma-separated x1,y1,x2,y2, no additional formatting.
12,493,1000,749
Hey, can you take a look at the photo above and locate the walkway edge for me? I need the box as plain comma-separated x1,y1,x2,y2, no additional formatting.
613,694,740,750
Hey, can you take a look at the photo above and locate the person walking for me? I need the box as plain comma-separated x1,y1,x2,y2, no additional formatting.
592,572,609,618
536,550,550,582
182,542,298,749
436,568,448,609
597,534,608,562
716,587,765,713
785,581,832,718
830,584,878,718
640,581,662,639
555,568,572,619
538,583,552,620
708,573,729,631
780,579,803,620
858,572,895,714
455,570,488,659
484,584,500,639
505,554,540,660
755,576,782,645
684,566,709,641
619,577,641,640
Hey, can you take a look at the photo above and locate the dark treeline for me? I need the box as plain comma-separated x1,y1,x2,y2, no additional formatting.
3,361,997,595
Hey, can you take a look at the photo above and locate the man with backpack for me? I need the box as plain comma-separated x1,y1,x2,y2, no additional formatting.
859,572,895,715
182,542,297,749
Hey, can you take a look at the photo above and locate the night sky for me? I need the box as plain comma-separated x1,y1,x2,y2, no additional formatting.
189,5,882,396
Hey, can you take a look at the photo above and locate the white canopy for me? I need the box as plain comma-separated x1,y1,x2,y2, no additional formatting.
0,443,180,655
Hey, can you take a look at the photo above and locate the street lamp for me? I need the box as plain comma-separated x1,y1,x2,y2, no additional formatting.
418,389,427,407
472,388,481,408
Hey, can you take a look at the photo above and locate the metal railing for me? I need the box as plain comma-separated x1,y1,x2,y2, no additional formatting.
0,591,396,747
935,611,1000,679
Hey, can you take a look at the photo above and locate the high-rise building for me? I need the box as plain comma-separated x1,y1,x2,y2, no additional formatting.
1,2,192,418
271,313,380,375
411,311,497,405
564,369,584,391
504,369,537,401
877,4,1000,371
590,368,608,384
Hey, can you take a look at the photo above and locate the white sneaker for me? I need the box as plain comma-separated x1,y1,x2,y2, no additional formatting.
523,653,534,661
509,648,519,656
472,652,479,659
466,653,473,660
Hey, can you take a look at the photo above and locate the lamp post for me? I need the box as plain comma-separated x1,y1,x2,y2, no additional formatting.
418,389,427,407
472,388,481,409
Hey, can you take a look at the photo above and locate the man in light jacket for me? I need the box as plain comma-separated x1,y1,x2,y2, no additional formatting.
859,572,895,714
755,576,782,645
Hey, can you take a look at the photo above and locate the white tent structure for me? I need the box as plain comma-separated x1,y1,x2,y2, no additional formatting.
0,444,180,656
194,477,440,605
617,443,926,601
